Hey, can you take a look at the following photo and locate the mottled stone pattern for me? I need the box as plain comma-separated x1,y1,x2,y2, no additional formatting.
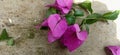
0,0,119,55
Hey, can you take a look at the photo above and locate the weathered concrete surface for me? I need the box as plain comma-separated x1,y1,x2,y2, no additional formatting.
0,0,119,55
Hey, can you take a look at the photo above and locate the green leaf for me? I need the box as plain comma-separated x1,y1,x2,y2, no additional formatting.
7,38,14,46
74,9,84,16
65,15,75,25
46,7,57,18
79,0,93,14
0,29,14,46
85,13,102,24
103,10,120,20
87,13,102,19
85,19,97,24
0,29,11,40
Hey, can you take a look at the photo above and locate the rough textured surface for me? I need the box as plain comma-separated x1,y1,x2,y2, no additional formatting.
0,0,119,55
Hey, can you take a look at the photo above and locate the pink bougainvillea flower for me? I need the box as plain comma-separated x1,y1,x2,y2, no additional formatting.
105,46,120,55
60,24,88,52
48,19,68,43
47,0,73,14
40,14,68,43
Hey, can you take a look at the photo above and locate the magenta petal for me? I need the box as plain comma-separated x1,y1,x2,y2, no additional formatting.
41,19,48,27
60,24,87,52
73,24,81,32
48,19,68,43
52,19,68,37
64,0,73,8
56,0,66,7
117,49,120,55
48,14,61,31
55,0,73,8
61,8,70,14
48,0,73,14
61,33,83,52
48,31,58,43
59,0,73,14
77,31,88,41
106,46,120,55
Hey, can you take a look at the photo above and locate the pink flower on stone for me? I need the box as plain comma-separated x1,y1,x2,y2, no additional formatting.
41,14,68,43
48,0,73,14
105,46,120,55
60,24,88,52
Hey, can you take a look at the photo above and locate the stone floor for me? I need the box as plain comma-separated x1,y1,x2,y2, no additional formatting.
0,0,120,55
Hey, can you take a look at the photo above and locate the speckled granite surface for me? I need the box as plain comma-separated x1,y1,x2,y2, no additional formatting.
0,0,119,55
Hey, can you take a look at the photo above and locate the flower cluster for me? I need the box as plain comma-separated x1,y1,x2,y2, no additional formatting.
36,0,88,52
36,0,120,52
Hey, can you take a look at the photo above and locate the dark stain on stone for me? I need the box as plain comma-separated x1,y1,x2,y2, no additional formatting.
27,28,36,39
15,15,20,17
4,23,15,27
36,47,47,55
80,50,83,52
